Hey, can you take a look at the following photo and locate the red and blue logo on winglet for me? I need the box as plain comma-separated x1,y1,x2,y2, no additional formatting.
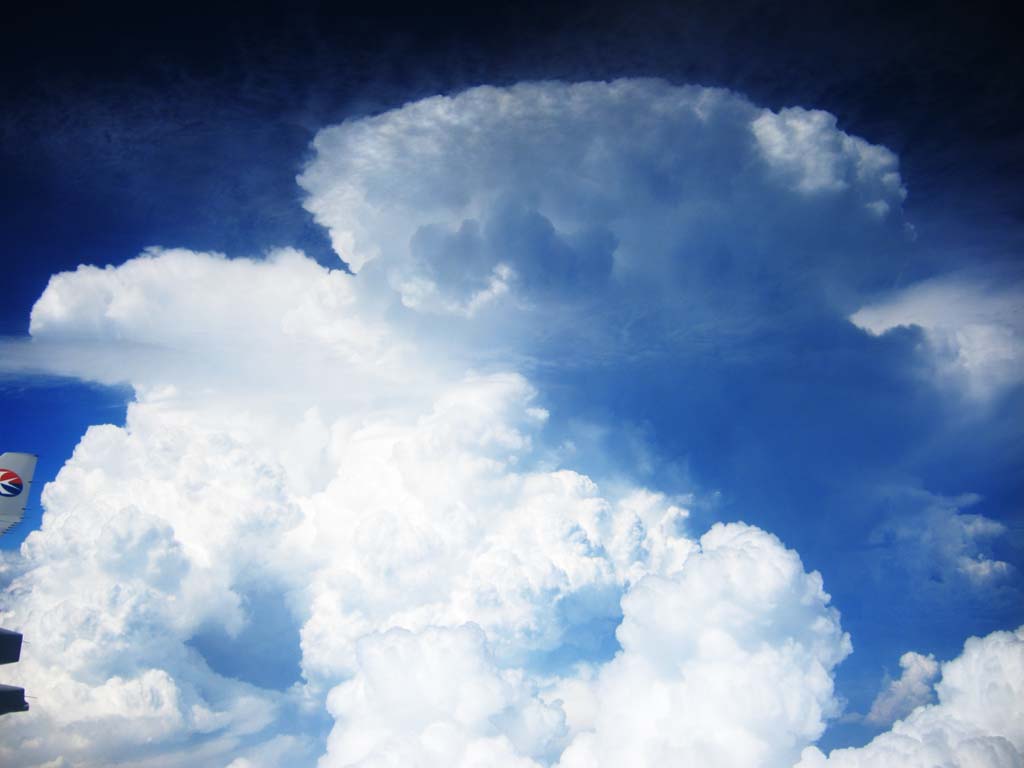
0,469,23,498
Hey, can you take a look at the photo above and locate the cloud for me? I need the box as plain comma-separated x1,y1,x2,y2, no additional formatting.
318,526,853,768
797,626,1024,767
865,652,939,726
0,247,685,764
0,394,300,765
851,273,1024,401
556,523,850,768
15,247,412,399
0,79,1016,766
868,491,1014,590
0,246,855,766
752,107,905,206
320,624,559,767
299,79,910,352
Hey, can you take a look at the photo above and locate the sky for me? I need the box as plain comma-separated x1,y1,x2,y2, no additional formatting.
0,2,1022,766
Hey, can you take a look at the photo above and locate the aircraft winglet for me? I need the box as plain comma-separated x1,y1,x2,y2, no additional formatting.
0,452,37,538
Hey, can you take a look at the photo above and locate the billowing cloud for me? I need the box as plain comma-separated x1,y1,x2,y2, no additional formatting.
299,79,910,347
10,247,417,403
0,247,850,767
798,626,1024,767
556,523,850,768
321,624,561,767
752,107,904,207
0,79,1018,767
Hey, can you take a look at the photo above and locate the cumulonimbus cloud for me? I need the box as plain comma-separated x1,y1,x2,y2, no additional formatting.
0,79,1019,767
1,246,850,766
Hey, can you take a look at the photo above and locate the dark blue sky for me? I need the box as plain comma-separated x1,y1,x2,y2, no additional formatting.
2,0,1022,757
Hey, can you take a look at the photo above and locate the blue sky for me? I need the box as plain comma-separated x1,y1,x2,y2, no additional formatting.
0,3,1022,766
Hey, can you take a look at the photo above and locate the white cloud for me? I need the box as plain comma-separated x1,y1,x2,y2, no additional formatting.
9,247,423,417
556,523,851,768
752,107,905,209
299,79,908,346
0,396,297,765
865,652,939,726
0,246,857,766
0,247,695,764
851,274,1024,401
320,624,559,767
0,80,1014,767
797,626,1024,767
